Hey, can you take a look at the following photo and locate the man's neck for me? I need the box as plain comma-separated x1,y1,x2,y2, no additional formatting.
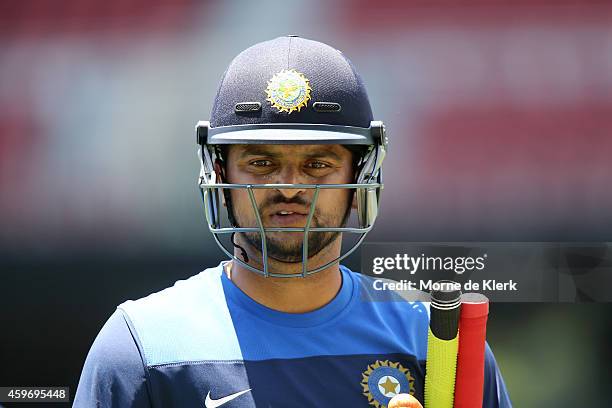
225,257,343,314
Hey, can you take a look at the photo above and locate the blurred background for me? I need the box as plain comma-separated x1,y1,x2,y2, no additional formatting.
1,0,612,406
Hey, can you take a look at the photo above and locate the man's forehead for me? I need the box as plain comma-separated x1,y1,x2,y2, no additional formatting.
231,144,351,159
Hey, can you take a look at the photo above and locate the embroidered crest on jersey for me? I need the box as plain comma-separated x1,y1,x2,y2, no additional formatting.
265,69,311,113
361,360,416,408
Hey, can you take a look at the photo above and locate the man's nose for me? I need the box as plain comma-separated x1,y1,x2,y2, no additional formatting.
275,165,307,199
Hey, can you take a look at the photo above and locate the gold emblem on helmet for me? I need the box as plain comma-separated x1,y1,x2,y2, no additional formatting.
265,69,311,113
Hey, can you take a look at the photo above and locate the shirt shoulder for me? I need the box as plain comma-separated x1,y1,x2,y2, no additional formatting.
118,264,244,367
484,342,513,407
74,309,151,407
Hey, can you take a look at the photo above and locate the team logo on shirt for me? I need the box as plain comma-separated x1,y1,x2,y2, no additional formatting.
361,360,415,408
265,69,312,113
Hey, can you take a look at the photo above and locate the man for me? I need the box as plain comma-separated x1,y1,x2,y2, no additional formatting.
75,36,511,407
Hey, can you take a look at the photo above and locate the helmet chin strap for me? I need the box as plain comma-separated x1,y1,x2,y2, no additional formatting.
230,232,249,263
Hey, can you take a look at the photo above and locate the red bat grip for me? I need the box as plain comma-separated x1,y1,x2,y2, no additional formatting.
454,294,489,408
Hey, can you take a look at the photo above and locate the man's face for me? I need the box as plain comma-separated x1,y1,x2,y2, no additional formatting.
223,144,355,263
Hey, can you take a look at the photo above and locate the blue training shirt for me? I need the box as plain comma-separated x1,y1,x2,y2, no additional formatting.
74,262,512,407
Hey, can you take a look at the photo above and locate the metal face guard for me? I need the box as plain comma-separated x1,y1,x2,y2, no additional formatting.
199,182,381,278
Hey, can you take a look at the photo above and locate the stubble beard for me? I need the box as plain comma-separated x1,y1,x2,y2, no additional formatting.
238,205,352,264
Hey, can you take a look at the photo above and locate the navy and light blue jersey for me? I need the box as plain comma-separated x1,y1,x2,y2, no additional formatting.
74,263,511,407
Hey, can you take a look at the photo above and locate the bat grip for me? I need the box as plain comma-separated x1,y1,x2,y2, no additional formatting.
454,294,489,408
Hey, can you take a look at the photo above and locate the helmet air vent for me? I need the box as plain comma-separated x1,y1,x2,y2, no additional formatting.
313,102,341,112
235,102,262,113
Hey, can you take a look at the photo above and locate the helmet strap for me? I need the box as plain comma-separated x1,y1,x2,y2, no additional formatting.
230,232,249,263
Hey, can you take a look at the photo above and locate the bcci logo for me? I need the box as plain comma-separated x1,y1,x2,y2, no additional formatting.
265,69,311,113
361,360,415,408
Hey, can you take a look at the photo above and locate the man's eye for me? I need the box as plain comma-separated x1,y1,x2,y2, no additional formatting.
250,160,273,167
306,161,329,169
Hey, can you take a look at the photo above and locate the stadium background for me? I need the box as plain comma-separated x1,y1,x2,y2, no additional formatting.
1,0,611,406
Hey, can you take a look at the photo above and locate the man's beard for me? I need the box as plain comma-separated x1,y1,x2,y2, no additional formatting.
234,194,352,263
243,220,340,263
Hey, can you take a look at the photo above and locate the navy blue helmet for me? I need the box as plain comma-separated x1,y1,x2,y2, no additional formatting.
196,36,387,277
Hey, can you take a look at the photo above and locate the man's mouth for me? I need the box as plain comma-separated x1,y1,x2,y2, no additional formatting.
269,210,309,226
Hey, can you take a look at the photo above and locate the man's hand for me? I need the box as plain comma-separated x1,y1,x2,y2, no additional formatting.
387,393,423,408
